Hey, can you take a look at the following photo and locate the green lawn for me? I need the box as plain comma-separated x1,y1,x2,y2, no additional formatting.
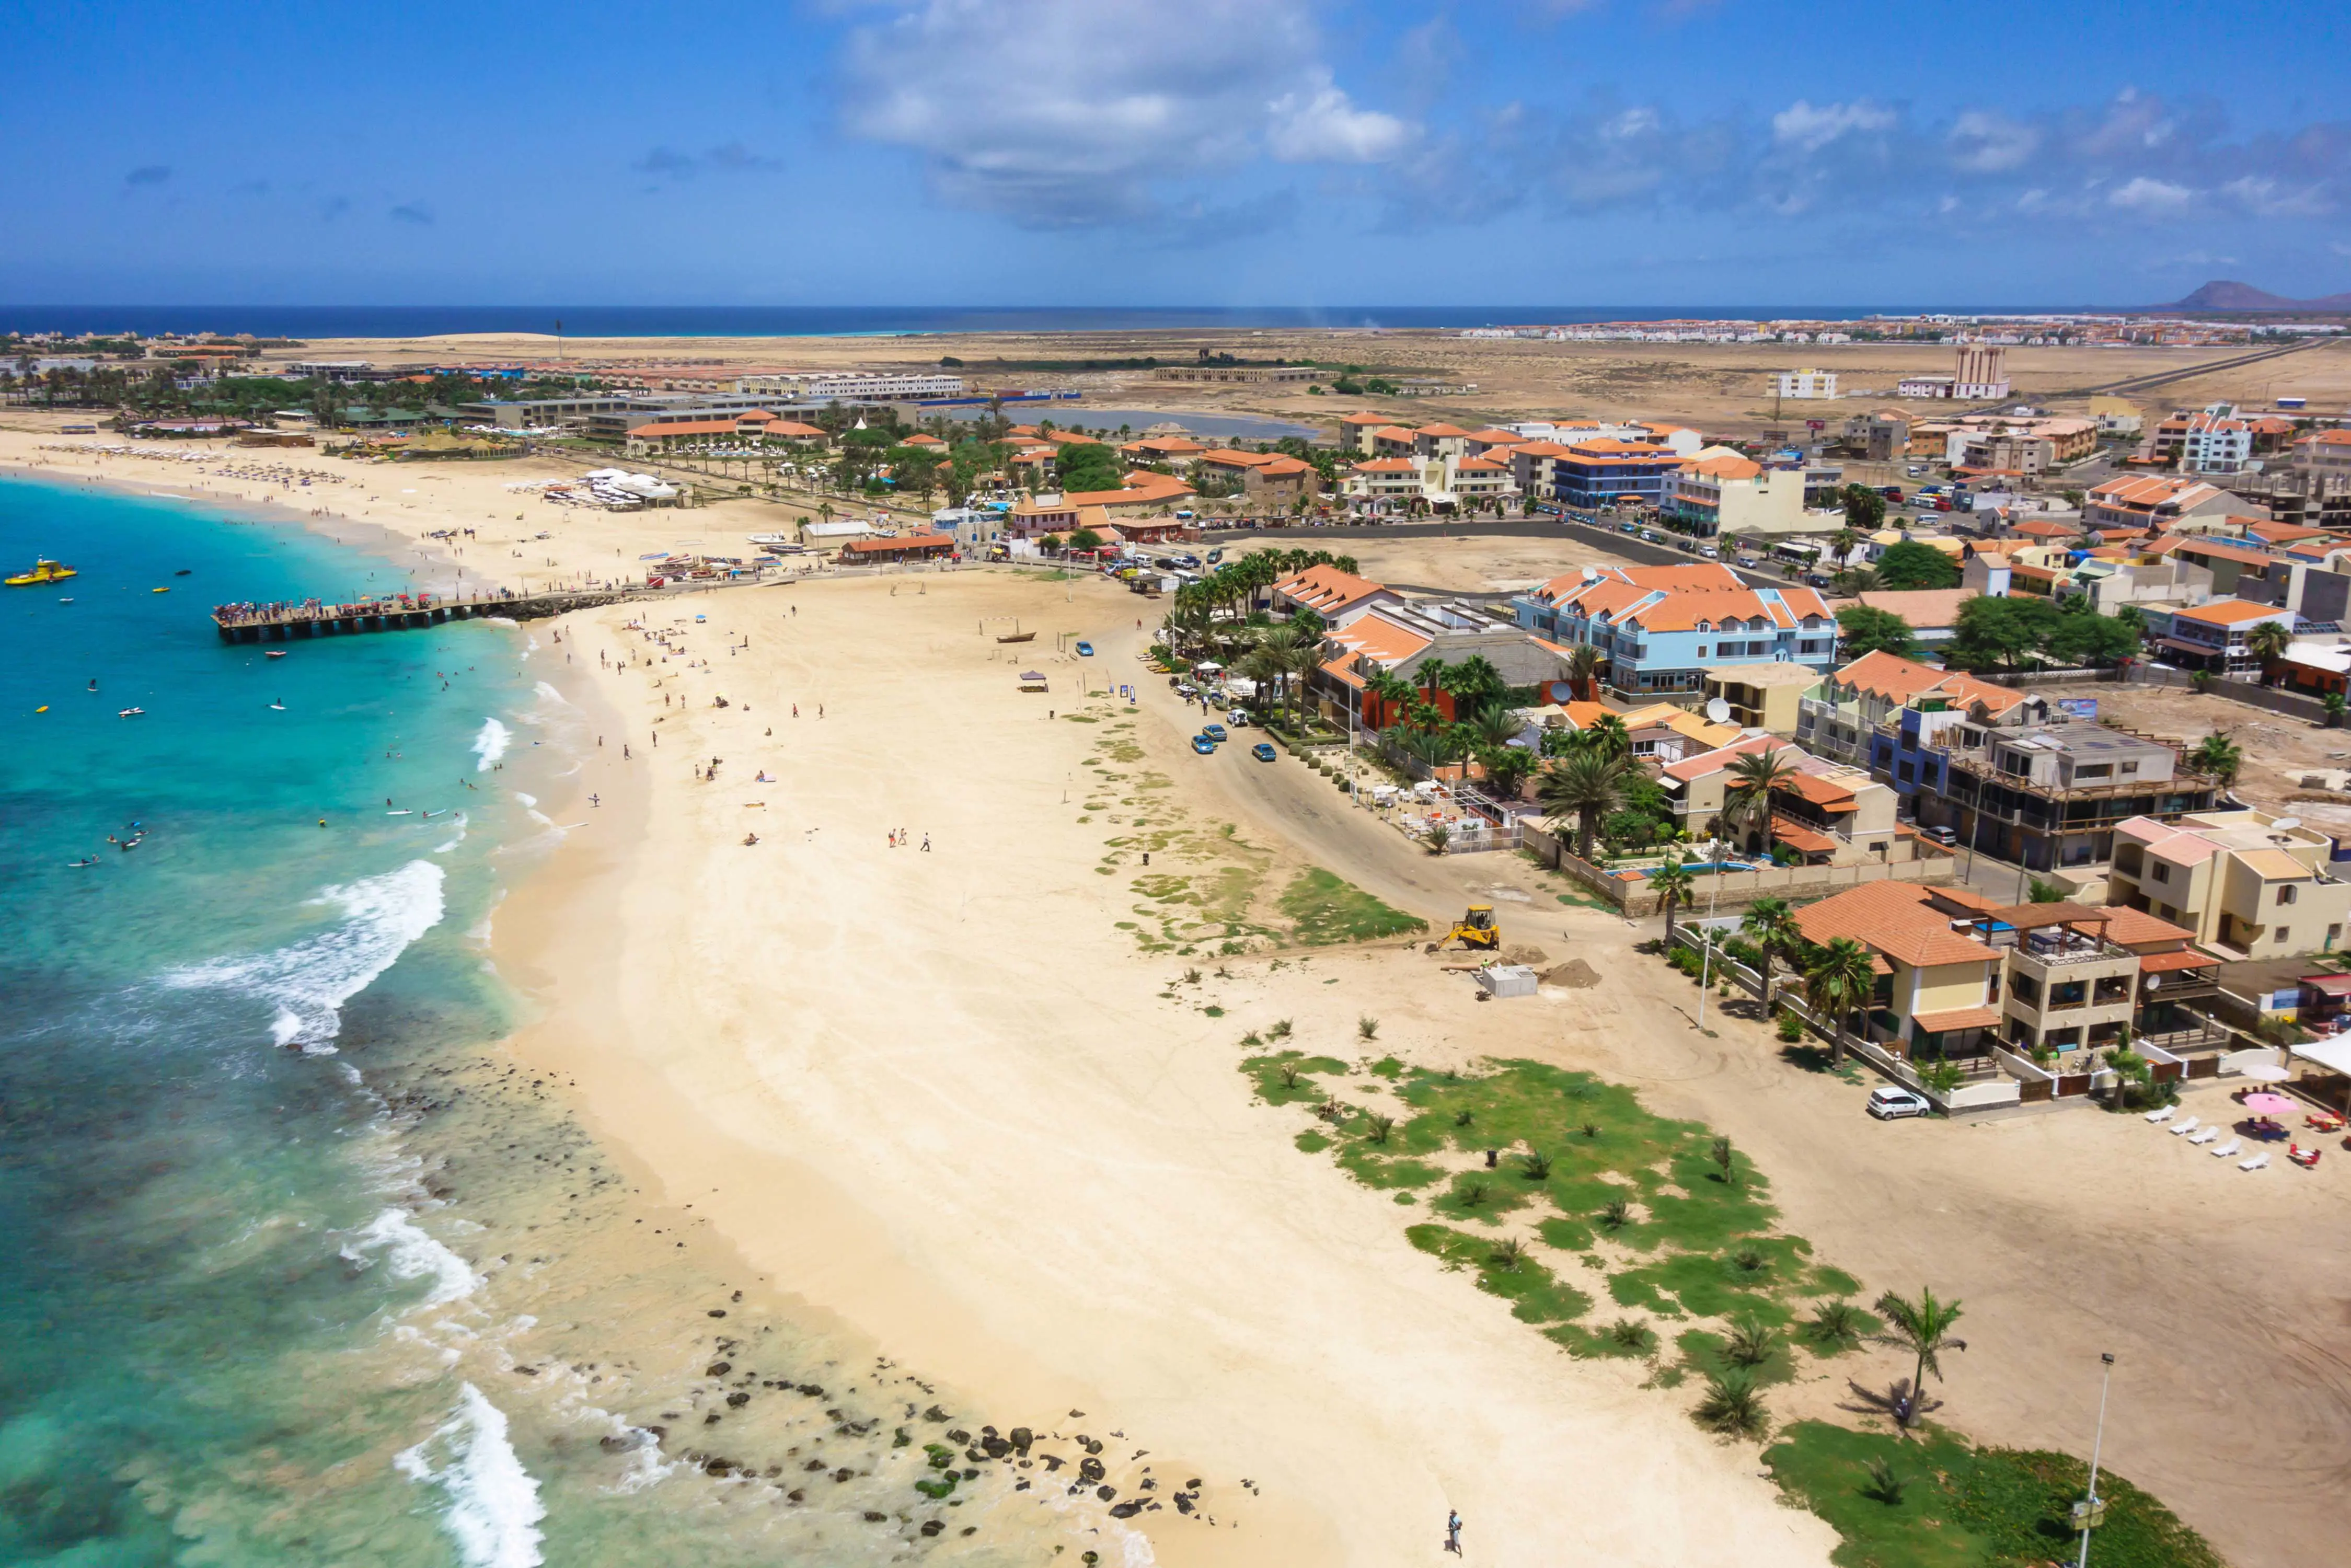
1277,868,1427,944
1764,1421,2224,1568
1242,1055,2226,1568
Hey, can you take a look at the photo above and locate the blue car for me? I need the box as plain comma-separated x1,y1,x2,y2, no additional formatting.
1251,742,1276,762
1075,641,1094,656
1191,735,1217,755
1201,723,1228,742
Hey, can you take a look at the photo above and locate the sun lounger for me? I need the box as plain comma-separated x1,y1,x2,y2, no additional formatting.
2170,1117,2201,1137
2188,1126,2218,1144
2210,1138,2242,1159
2239,1151,2269,1172
2145,1105,2176,1124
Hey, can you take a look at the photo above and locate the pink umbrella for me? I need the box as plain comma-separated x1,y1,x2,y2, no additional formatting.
2241,1092,2297,1116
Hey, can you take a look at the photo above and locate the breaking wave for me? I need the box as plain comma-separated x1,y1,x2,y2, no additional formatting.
472,718,512,771
162,860,446,1052
395,1383,547,1568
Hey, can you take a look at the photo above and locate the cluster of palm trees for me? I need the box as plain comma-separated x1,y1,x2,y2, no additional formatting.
1158,549,1373,729
1646,872,1881,1048
1538,734,1807,868
1362,654,1534,792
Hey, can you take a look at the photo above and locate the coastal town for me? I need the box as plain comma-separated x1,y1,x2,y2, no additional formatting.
10,6,2351,1564
8,310,2351,1568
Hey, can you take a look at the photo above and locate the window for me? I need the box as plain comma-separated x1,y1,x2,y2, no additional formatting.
2278,885,2298,905
2151,862,2170,884
2120,760,2139,776
2072,763,2112,780
2276,927,2292,944
1694,645,1708,658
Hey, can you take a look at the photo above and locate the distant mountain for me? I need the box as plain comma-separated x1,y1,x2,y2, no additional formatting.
2157,279,2351,312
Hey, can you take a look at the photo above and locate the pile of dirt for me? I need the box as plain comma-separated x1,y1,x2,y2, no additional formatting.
1500,944,1550,967
1540,959,1601,989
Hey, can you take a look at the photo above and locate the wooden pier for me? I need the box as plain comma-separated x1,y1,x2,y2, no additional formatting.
212,587,636,642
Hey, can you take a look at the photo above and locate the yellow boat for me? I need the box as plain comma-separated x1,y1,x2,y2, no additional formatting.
6,558,77,587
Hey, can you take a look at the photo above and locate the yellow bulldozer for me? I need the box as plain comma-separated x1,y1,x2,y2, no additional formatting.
1435,905,1500,953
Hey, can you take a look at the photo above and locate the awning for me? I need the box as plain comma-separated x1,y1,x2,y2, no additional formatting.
2300,973,2351,997
1769,815,1839,855
2290,1037,2351,1075
1913,1005,2003,1033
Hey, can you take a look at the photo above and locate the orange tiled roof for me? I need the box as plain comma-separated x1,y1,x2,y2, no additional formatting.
1275,562,1388,613
2174,598,2289,627
1793,881,1996,969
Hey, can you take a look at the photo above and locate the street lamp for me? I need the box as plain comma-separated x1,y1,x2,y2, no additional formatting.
2073,1353,2116,1568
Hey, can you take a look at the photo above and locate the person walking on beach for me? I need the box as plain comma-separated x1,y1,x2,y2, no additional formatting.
920,833,930,852
1445,1510,1462,1555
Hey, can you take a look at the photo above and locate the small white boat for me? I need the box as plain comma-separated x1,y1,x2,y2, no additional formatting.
118,707,145,718
266,650,287,660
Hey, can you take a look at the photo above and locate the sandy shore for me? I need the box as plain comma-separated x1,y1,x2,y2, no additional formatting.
487,572,1840,1566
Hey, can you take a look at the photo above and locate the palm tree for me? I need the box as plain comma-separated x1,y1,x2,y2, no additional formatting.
2246,619,2291,686
1570,712,1631,763
2187,732,2243,787
1872,1287,1966,1429
1465,705,1522,752
1537,751,1630,861
1285,638,1326,728
1448,653,1507,712
1362,668,1414,731
1414,657,1455,716
1800,937,1879,1062
1650,853,1697,946
1829,527,1860,565
1739,896,1800,1011
1723,746,1799,860
1564,643,1605,702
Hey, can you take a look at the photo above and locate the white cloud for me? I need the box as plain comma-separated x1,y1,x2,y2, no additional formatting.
1946,111,2038,174
2107,176,2193,214
838,0,1414,226
2221,176,2329,218
1267,73,1413,163
1770,99,1896,155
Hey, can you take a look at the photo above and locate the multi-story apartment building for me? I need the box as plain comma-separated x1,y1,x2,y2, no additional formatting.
2110,810,2351,959
1897,721,2219,873
2083,474,2235,531
2177,406,2254,474
1840,411,1911,461
1792,883,2199,1061
1512,436,1691,510
2294,429,2351,478
1510,563,1836,697
1665,452,1808,537
1774,368,1837,400
1798,650,2032,767
2141,596,2297,678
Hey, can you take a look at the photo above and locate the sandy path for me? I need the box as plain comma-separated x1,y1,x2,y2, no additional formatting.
497,569,1836,1567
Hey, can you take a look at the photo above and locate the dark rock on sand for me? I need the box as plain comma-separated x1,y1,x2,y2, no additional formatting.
727,1392,751,1408
1096,1485,1116,1501
706,1362,732,1377
1109,1501,1145,1519
1078,1457,1105,1485
920,1520,944,1537
923,1404,951,1422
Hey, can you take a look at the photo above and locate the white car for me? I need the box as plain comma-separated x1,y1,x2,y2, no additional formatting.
1226,709,1250,727
1866,1086,1933,1120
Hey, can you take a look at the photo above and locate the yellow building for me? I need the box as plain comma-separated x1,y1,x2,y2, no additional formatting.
2111,809,2351,958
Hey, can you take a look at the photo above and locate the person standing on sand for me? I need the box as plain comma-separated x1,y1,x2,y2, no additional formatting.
920,833,930,852
1445,1510,1462,1555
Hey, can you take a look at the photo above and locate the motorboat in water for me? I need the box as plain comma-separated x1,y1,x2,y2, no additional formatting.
6,558,77,586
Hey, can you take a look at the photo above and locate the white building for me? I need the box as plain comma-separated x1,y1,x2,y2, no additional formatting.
1774,368,1837,400
737,371,965,400
2179,405,2254,476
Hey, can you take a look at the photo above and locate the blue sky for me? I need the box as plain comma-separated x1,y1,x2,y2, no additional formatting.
2,0,2346,307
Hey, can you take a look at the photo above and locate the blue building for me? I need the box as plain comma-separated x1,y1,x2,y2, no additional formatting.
1512,563,1837,696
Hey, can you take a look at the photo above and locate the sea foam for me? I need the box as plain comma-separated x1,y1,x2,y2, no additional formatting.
395,1382,547,1568
472,718,512,771
163,860,446,1052
341,1206,481,1307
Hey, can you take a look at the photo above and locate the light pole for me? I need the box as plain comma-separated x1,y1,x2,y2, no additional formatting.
2073,1352,2116,1568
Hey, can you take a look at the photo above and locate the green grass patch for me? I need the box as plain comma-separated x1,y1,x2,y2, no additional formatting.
1368,1055,1405,1079
1334,1140,1446,1190
1763,1421,2223,1568
1407,1225,1592,1325
1241,1050,1348,1105
1278,868,1426,944
1294,1129,1331,1153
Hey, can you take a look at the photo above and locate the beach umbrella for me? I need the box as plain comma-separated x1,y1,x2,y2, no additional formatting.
2241,1092,2297,1116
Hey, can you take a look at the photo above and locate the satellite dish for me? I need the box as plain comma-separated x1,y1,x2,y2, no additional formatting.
1580,566,1599,582
1705,698,1733,724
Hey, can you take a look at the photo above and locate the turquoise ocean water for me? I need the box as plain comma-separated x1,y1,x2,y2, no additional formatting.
0,475,568,1565
2,477,1095,1568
